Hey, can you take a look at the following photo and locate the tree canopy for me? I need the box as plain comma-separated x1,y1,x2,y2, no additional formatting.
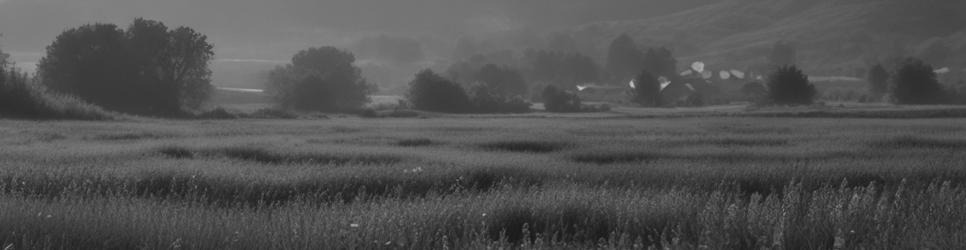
606,34,645,82
766,66,815,106
266,47,374,112
631,70,662,107
407,69,472,113
37,18,214,116
891,58,945,105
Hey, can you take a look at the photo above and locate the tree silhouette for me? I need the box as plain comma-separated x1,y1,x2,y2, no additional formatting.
37,18,214,116
542,85,582,113
266,47,373,112
766,66,815,106
606,34,644,82
631,70,662,107
643,47,677,78
407,69,472,113
891,58,945,105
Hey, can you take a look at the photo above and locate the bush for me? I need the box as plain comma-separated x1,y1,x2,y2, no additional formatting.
542,85,582,113
467,84,532,114
0,66,114,120
891,58,946,105
37,18,214,116
266,47,374,113
408,69,532,114
407,70,473,113
630,70,662,107
766,66,816,106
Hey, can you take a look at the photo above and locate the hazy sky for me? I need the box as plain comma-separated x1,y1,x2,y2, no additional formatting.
0,0,714,59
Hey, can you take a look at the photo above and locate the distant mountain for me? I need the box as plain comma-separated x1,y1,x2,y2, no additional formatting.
565,0,966,75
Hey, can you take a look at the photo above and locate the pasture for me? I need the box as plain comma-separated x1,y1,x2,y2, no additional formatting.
1,115,966,249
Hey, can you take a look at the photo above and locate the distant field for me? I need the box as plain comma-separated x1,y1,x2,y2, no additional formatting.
2,115,966,249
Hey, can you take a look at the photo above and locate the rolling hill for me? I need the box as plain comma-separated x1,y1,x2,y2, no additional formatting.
566,0,966,75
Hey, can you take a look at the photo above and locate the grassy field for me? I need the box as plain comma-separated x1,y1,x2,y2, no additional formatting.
2,115,966,249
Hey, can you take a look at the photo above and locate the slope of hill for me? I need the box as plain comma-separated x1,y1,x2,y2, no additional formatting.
569,0,966,75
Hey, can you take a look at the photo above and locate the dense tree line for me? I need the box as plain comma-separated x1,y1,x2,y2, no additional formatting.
407,69,530,114
37,18,214,116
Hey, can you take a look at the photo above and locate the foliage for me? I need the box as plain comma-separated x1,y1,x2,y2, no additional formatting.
890,58,947,105
605,34,644,82
867,64,890,97
37,18,214,116
0,63,114,120
467,83,532,114
631,70,662,107
541,85,582,113
766,66,816,106
642,47,677,78
407,69,472,113
266,47,374,112
407,69,531,114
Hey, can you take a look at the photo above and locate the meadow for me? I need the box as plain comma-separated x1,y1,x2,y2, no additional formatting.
1,115,966,249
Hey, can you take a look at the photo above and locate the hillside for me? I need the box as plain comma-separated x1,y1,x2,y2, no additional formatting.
567,0,966,75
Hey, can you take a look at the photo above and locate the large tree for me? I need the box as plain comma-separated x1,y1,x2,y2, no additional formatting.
631,70,662,107
642,47,677,78
266,47,373,112
606,34,644,82
407,69,472,113
766,66,816,106
37,18,214,115
891,58,945,105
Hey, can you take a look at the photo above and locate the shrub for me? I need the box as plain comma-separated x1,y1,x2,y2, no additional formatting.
631,70,662,107
266,47,374,112
766,66,816,106
541,85,582,113
0,60,113,120
467,84,532,114
407,70,473,113
891,58,946,104
37,18,214,116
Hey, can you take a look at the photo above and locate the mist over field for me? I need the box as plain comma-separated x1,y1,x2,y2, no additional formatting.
3,0,966,249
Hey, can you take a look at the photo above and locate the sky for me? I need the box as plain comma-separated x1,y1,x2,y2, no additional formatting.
0,0,714,61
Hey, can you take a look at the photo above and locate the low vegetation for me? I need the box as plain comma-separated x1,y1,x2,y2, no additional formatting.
0,55,115,120
2,117,966,248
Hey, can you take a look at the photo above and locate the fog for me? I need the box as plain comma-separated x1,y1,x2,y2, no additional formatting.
0,0,712,57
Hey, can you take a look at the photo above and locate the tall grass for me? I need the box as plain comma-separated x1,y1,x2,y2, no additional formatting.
1,182,964,249
2,117,966,248
0,67,115,120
